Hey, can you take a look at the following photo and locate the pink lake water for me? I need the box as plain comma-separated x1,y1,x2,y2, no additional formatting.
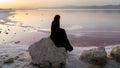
0,9,120,46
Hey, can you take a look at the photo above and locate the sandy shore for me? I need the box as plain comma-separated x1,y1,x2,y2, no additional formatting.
0,43,120,68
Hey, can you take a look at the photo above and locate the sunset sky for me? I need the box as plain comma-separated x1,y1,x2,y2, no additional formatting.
0,0,120,9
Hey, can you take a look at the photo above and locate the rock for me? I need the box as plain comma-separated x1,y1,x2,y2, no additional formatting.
88,64,101,68
80,47,107,65
110,46,120,62
18,58,25,62
28,37,66,68
14,41,21,44
14,56,19,60
1,55,8,59
4,58,14,64
52,63,65,68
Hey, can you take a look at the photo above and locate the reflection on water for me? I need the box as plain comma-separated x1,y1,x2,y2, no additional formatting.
0,9,120,46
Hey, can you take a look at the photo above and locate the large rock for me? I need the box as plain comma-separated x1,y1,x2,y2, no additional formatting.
80,47,107,65
110,46,120,62
28,37,67,68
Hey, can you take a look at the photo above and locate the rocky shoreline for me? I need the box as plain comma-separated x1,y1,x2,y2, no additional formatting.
0,42,120,68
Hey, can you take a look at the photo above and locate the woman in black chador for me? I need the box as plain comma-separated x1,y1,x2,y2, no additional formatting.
50,15,73,51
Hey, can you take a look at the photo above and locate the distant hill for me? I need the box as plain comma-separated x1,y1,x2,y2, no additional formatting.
0,8,15,12
48,5,120,9
0,8,13,10
1,5,120,10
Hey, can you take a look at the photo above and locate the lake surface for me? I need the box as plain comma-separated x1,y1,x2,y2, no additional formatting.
0,9,120,46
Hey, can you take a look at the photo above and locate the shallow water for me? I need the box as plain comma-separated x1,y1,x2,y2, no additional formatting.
0,9,120,46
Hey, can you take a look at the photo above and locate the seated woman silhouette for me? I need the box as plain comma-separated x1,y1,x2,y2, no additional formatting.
50,15,73,51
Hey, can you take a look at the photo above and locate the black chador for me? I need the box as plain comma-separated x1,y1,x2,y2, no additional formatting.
50,15,73,51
